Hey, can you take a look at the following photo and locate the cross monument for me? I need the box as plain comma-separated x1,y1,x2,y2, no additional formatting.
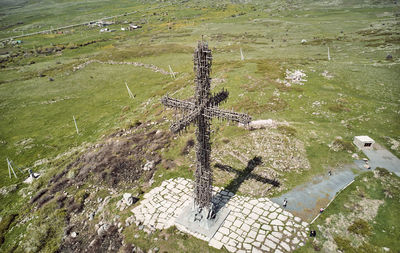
161,41,251,222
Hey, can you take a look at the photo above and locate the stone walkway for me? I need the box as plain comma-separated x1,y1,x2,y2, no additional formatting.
131,178,309,252
271,146,400,221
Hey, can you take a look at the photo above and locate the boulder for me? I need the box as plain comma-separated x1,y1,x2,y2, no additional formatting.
143,161,155,171
123,193,133,205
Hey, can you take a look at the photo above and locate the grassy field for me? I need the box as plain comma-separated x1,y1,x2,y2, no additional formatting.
0,0,399,252
295,168,400,252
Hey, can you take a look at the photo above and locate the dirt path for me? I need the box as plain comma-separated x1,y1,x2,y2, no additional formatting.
271,146,400,222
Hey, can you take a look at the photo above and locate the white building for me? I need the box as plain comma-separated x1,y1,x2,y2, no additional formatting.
353,136,375,149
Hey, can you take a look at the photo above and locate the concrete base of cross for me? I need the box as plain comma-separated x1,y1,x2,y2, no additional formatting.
175,200,231,241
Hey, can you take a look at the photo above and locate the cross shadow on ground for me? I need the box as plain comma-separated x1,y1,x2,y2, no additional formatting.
211,156,280,215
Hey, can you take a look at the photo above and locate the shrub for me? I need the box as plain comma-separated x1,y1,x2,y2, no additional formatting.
277,125,297,136
334,235,356,253
332,138,355,152
0,213,18,244
348,219,371,236
376,167,391,177
328,103,350,113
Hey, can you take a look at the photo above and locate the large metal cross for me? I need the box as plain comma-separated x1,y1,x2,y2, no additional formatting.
161,41,251,220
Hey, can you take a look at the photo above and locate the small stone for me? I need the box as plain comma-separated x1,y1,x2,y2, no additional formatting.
70,232,77,238
89,212,95,221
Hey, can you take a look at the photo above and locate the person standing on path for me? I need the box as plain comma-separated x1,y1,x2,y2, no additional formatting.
283,198,288,208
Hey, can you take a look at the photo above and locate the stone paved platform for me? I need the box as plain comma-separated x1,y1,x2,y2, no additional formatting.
131,178,309,252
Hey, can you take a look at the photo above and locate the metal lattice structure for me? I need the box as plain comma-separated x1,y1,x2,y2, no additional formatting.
161,41,251,219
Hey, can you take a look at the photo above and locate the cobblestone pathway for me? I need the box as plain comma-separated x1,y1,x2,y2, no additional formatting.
131,178,309,252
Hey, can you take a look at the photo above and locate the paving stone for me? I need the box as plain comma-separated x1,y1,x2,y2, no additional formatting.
256,234,265,242
281,241,290,251
243,203,253,210
252,223,261,229
242,223,251,233
243,243,252,250
228,238,237,247
246,218,256,225
249,212,259,220
248,230,257,239
244,237,253,243
243,208,251,216
233,219,243,228
225,245,236,252
261,245,270,251
220,227,230,235
268,212,278,219
253,206,263,216
252,241,261,248
272,231,282,239
268,235,280,244
224,220,233,227
214,232,223,241
230,232,239,240
261,224,271,231
264,238,276,249
249,199,258,205
277,214,288,222
209,238,223,249
252,248,262,253
226,215,235,222
283,230,291,236
221,236,229,244
271,220,284,226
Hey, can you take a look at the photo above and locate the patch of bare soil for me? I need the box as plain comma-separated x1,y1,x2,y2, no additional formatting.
28,122,172,252
59,223,123,253
213,129,310,196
